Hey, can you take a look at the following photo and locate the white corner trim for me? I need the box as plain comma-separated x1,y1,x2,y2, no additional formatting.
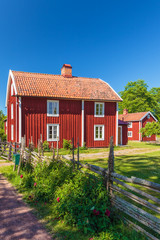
99,78,123,101
81,100,84,147
118,126,122,145
116,102,118,146
140,111,158,122
5,70,17,107
19,97,22,143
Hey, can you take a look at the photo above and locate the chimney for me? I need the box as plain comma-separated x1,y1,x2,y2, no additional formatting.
61,64,72,77
123,109,128,115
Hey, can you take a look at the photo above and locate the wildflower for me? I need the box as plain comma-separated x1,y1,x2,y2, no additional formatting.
89,238,94,240
20,174,23,178
93,209,100,216
105,209,110,217
34,182,37,187
57,197,60,202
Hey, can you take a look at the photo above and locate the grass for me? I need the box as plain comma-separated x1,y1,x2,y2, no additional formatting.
44,140,160,157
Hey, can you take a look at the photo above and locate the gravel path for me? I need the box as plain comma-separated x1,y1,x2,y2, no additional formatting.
77,148,160,160
0,174,52,240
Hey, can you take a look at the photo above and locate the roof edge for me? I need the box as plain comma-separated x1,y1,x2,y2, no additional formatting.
140,111,158,122
99,78,123,101
5,70,18,107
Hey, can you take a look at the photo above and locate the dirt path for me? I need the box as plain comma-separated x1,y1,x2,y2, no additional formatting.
77,147,160,160
0,174,52,240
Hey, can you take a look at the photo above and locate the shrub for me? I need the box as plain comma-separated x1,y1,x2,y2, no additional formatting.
43,141,50,152
53,172,112,234
79,142,87,150
63,139,72,150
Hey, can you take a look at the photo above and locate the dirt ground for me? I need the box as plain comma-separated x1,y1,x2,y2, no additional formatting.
78,147,160,160
0,173,53,240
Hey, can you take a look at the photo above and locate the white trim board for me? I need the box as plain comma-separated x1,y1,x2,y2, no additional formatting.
81,100,84,147
140,111,158,122
5,70,17,107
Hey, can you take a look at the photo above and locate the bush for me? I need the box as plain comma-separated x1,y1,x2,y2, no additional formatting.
79,142,87,150
53,172,112,234
63,139,72,150
43,141,50,152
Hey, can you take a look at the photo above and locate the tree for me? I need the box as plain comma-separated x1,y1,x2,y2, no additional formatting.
140,122,160,137
149,87,160,120
119,80,160,120
0,110,7,141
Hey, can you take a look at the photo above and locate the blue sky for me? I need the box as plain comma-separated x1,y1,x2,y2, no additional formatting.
0,0,160,114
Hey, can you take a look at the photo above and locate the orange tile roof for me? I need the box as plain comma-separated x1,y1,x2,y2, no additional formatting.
119,112,149,121
12,71,122,101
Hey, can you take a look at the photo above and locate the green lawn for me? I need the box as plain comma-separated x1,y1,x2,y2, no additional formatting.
44,141,160,157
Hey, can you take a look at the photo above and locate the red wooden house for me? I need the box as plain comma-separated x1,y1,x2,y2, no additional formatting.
119,109,158,141
4,119,7,135
5,64,122,148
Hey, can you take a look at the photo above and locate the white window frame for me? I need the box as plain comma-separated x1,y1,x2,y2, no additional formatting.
47,100,59,117
94,125,104,141
128,122,132,128
11,84,13,96
128,131,132,137
94,102,104,117
11,104,13,119
11,125,14,141
47,124,59,141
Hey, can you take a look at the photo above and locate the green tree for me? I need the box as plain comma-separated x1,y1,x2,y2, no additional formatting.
0,110,7,141
140,122,160,137
119,80,159,120
149,87,160,120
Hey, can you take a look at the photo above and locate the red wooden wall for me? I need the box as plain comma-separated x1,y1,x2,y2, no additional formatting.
142,114,156,141
84,101,116,147
128,121,139,141
21,97,82,148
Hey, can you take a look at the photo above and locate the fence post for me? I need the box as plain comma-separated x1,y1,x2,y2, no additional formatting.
17,137,24,175
14,142,17,153
51,142,55,160
56,137,59,158
72,137,75,169
40,134,44,156
38,139,41,156
107,136,114,195
8,142,12,161
77,137,79,170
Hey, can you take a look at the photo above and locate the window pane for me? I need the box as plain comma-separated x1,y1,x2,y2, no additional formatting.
96,127,99,138
49,126,52,139
99,127,102,138
53,126,57,139
96,104,99,115
99,104,103,115
49,102,53,114
54,102,57,114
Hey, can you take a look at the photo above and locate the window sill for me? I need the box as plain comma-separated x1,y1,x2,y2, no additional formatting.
94,138,104,141
94,115,104,118
47,114,59,117
47,139,59,142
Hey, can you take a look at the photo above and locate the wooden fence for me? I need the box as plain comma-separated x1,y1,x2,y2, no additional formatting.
0,138,21,161
0,136,160,239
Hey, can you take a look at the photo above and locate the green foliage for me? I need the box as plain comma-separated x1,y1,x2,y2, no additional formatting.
43,140,50,152
140,122,160,137
0,110,7,141
118,80,160,120
63,139,72,150
53,173,112,234
79,142,88,150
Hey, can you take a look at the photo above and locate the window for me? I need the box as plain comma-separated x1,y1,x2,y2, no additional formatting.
47,100,59,116
94,125,104,140
128,122,132,128
47,124,59,141
147,114,150,119
11,104,13,119
11,125,14,140
94,102,104,117
11,84,13,96
128,131,132,137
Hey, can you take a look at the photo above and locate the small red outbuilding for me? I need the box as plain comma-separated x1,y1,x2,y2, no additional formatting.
118,119,128,145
